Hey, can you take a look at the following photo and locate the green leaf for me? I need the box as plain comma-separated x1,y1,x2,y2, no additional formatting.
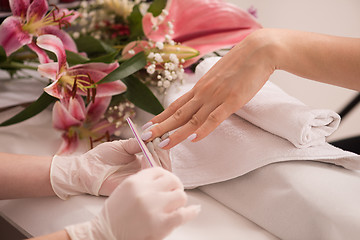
0,46,7,62
75,36,116,56
66,50,89,65
87,50,119,63
0,92,57,127
147,0,167,17
122,75,164,115
98,52,146,84
128,4,145,40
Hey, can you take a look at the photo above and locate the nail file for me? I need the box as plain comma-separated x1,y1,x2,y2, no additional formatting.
126,118,158,167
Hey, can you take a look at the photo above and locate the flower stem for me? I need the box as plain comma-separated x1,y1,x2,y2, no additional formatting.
0,62,38,71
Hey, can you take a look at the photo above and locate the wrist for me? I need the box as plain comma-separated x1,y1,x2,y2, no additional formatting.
241,28,285,73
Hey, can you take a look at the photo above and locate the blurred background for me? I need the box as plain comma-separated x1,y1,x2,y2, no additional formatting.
228,0,360,142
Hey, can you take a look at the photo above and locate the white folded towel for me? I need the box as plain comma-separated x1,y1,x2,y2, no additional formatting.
195,57,341,148
170,114,359,188
163,57,359,189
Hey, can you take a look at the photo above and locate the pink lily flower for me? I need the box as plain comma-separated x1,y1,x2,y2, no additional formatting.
36,34,126,100
0,0,79,62
53,95,117,154
142,0,262,63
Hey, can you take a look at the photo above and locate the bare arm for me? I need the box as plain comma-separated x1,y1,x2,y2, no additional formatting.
0,152,55,199
29,230,70,240
146,28,360,148
272,29,360,90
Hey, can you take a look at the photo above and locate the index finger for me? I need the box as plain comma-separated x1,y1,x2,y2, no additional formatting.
148,90,194,130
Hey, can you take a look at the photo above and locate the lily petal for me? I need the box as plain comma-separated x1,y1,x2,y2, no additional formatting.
40,26,78,52
67,68,127,97
0,16,32,56
27,41,52,63
9,0,29,19
44,81,62,99
86,96,111,123
56,132,79,155
96,81,127,97
38,62,58,80
142,0,262,57
53,8,80,23
68,97,86,122
70,62,119,74
52,101,82,130
26,0,48,23
36,34,67,74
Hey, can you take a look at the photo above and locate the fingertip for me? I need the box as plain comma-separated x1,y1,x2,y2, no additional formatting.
187,133,197,142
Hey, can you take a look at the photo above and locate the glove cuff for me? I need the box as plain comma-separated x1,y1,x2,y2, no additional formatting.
50,155,82,200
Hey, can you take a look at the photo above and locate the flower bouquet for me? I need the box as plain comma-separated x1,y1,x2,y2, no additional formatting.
0,0,261,154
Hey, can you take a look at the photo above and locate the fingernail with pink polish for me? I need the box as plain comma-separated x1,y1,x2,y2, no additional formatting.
141,131,152,141
187,133,197,141
142,121,153,130
158,138,170,148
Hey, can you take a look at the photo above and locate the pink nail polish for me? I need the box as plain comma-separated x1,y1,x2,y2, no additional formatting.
141,131,152,141
142,121,153,130
158,138,170,148
187,133,197,141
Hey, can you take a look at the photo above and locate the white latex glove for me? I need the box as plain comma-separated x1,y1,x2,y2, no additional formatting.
65,167,201,240
50,138,145,200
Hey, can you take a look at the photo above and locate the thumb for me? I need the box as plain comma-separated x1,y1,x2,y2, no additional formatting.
121,138,142,155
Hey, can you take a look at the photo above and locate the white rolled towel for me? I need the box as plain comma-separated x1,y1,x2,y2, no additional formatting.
195,57,340,148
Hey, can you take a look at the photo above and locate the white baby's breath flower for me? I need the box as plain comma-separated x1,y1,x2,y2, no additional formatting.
169,54,179,64
167,62,175,71
146,64,156,74
167,21,174,29
163,80,171,88
73,32,80,39
147,52,155,59
162,9,169,16
155,42,164,50
165,34,172,41
154,53,163,63
128,49,135,55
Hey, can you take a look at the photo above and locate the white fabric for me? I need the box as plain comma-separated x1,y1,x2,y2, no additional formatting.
163,58,360,189
50,139,143,200
65,167,200,240
170,115,359,188
199,160,360,240
195,57,341,148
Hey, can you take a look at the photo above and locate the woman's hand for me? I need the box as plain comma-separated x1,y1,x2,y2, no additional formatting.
143,28,360,149
143,29,276,149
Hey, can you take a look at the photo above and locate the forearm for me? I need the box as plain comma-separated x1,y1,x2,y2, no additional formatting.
29,230,71,240
0,152,55,199
262,28,360,91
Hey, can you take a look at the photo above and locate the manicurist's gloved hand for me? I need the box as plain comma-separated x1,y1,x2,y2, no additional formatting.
65,167,201,240
50,138,145,200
